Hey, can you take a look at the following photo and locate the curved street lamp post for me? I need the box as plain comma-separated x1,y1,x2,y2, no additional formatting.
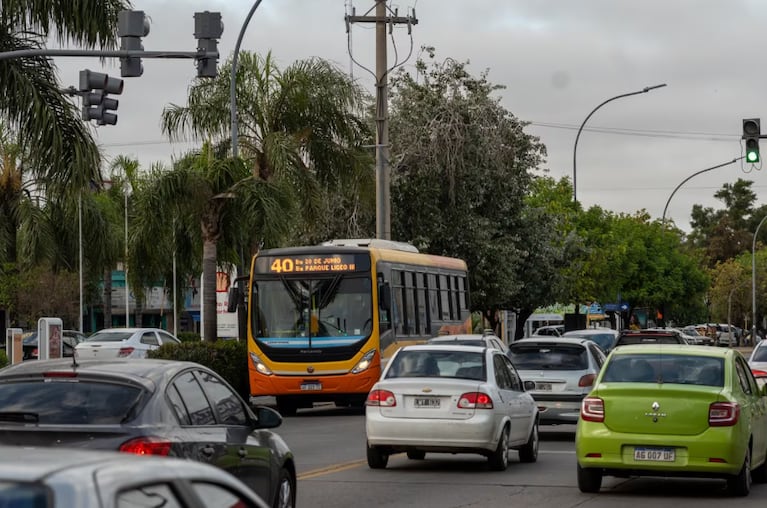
661,157,743,225
572,84,667,203
230,0,263,159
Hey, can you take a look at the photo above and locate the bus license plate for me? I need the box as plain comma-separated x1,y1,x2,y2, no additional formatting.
634,447,675,462
300,382,322,391
414,397,440,408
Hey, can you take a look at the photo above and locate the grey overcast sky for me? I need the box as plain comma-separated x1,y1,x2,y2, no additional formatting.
53,0,767,231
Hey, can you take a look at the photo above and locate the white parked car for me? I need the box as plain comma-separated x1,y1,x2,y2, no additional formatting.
0,445,268,507
75,327,181,359
365,344,539,470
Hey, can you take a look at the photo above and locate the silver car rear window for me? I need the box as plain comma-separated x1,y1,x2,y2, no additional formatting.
386,350,485,380
0,481,48,506
0,381,144,424
509,344,588,370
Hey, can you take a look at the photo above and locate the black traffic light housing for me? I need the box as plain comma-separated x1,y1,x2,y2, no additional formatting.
743,118,761,163
118,10,150,78
194,11,224,78
79,70,124,125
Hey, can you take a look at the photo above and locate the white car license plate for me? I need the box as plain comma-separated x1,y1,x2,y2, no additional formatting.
536,382,552,391
414,397,440,408
634,447,675,462
300,382,322,391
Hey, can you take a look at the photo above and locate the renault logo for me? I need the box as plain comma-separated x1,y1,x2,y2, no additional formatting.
307,366,315,374
645,401,666,422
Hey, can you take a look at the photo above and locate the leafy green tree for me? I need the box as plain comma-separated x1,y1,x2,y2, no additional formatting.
689,178,760,265
0,0,126,191
387,51,548,333
161,51,374,246
130,145,293,341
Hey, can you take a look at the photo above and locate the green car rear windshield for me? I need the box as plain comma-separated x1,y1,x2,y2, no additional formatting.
602,353,724,386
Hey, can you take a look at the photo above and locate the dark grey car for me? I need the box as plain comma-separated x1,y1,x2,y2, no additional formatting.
0,358,296,508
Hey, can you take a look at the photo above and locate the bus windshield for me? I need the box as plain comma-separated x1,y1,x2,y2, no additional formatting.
252,275,373,348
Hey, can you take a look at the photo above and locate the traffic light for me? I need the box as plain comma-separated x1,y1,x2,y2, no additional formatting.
743,118,761,163
79,70,124,125
118,10,150,78
194,11,224,78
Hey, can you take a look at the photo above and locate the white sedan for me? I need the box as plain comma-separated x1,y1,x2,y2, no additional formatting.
75,327,181,359
366,344,539,470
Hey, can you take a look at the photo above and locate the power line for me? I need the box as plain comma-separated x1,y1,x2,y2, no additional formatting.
528,121,738,142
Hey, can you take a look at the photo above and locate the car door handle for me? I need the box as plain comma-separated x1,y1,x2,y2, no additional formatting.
238,447,247,458
201,445,215,456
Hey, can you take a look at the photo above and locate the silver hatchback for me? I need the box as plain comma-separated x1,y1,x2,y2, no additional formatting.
509,337,606,425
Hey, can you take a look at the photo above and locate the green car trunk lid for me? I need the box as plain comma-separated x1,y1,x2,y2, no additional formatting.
599,384,722,436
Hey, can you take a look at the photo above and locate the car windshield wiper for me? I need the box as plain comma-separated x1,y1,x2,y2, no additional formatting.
0,412,39,423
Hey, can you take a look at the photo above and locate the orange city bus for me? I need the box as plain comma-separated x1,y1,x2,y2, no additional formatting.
236,238,471,416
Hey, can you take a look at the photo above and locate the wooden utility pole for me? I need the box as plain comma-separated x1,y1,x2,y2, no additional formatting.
345,1,417,240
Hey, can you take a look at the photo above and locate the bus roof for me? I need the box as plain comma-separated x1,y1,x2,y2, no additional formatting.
258,241,468,271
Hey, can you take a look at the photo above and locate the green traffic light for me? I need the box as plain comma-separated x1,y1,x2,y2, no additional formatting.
748,150,760,163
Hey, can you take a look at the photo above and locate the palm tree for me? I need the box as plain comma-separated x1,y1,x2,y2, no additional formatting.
158,51,374,339
162,51,374,237
130,144,294,341
0,1,128,192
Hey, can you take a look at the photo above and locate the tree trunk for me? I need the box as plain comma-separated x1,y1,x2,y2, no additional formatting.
103,269,112,329
202,238,218,342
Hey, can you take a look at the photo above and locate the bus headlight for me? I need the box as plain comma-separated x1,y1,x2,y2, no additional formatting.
249,352,273,376
351,349,376,374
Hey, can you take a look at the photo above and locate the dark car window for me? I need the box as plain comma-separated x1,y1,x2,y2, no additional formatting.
196,371,247,426
587,344,605,368
0,381,144,424
493,355,512,389
752,346,767,362
166,384,192,425
172,372,216,426
85,331,132,342
387,350,484,379
192,482,259,508
158,331,180,345
501,356,523,391
602,354,724,386
117,482,183,508
140,332,159,346
616,333,683,346
509,344,588,370
0,482,48,507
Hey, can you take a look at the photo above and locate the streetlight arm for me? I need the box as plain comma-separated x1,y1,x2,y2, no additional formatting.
572,84,666,202
230,0,263,159
661,157,744,224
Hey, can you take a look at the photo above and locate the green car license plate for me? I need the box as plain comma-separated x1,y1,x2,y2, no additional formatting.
634,447,675,462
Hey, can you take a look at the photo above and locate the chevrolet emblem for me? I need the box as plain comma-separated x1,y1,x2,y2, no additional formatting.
422,387,432,393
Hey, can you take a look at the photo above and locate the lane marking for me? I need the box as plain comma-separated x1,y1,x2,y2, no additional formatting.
298,459,368,480
298,450,575,479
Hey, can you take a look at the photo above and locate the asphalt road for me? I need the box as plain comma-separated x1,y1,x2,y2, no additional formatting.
273,404,767,508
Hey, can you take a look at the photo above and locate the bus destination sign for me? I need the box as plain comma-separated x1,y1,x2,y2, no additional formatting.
257,254,367,274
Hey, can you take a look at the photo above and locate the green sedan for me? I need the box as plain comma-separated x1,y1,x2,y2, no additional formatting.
576,344,767,496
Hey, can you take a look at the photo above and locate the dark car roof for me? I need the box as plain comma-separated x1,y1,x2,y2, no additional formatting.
0,358,206,390
616,329,685,344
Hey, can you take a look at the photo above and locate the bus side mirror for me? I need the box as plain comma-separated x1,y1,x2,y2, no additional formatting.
227,286,243,313
379,283,391,311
